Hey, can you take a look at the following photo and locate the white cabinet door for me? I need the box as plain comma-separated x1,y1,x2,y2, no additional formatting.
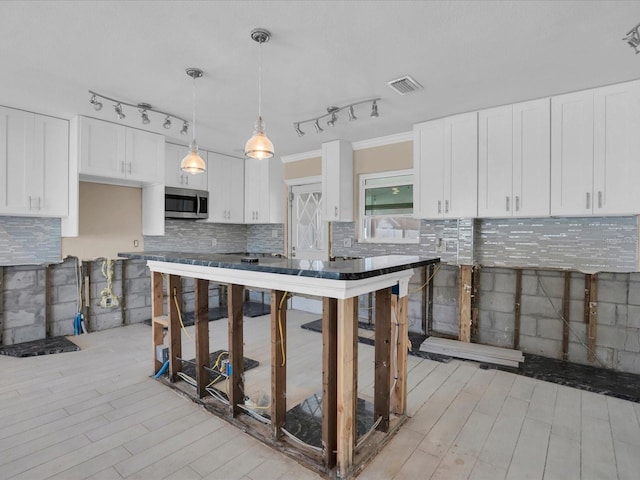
125,128,164,184
34,115,69,216
321,140,353,222
513,98,550,217
551,89,594,216
593,80,640,215
208,152,244,223
413,119,445,218
444,112,478,218
79,117,126,178
0,107,33,214
478,105,513,217
244,157,282,224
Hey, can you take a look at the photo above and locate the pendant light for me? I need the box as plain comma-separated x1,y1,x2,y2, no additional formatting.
244,28,274,160
180,67,206,174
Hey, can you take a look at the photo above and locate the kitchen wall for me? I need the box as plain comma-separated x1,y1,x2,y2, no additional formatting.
61,182,145,260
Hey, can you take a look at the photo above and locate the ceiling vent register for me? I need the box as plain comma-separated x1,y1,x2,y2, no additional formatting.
387,75,423,95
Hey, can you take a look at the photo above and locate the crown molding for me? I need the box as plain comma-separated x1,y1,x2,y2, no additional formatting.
280,149,322,163
352,131,412,150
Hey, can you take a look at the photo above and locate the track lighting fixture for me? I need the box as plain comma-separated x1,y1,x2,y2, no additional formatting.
180,67,206,174
114,103,125,120
293,97,380,137
90,94,102,111
244,28,274,160
624,22,640,54
88,90,189,133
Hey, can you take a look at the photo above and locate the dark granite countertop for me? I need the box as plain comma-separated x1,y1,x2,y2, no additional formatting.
117,251,440,281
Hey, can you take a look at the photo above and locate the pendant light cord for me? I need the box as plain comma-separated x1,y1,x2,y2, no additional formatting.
192,74,197,144
258,39,262,118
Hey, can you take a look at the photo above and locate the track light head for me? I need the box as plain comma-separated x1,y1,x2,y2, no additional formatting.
370,100,379,118
314,119,324,133
327,107,339,127
180,121,189,135
294,123,305,137
141,111,150,124
624,23,640,53
90,94,103,111
163,116,172,129
348,105,357,121
114,103,125,120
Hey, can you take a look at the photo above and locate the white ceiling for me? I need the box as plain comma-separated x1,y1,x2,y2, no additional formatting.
1,1,639,160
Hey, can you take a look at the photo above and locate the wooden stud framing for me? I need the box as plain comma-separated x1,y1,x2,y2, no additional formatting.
84,261,92,332
421,266,428,335
44,265,52,338
120,261,127,326
471,266,480,341
271,290,287,439
336,296,358,479
151,273,164,374
228,283,244,417
168,274,182,382
514,269,523,350
427,264,434,335
586,274,598,362
374,288,392,432
562,272,571,361
194,278,209,399
322,297,337,469
0,267,3,346
458,265,473,343
390,294,409,416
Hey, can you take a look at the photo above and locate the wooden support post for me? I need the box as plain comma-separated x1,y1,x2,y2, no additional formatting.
84,261,92,332
194,278,209,399
427,264,434,335
390,294,409,416
562,272,571,361
471,266,480,341
228,283,244,417
0,266,3,346
337,296,358,479
587,274,598,362
421,266,428,335
584,275,592,324
44,265,52,338
322,297,337,469
374,288,392,432
458,265,472,343
514,269,522,350
168,274,182,382
151,271,165,374
120,260,128,326
271,290,287,439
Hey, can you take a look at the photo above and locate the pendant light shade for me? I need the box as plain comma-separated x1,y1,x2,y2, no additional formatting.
181,67,206,174
245,28,274,160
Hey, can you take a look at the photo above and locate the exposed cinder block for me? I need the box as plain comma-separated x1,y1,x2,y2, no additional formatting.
492,269,516,294
478,291,515,314
519,335,561,358
537,318,563,340
596,324,625,349
477,329,513,348
52,284,78,304
11,324,46,345
433,286,458,305
597,279,628,304
127,307,151,324
49,302,79,324
570,272,585,300
596,303,623,326
520,294,561,318
92,311,123,331
628,281,640,306
569,299,583,324
568,321,587,342
628,306,640,329
491,311,515,333
617,351,640,374
478,269,495,292
434,266,457,288
623,329,640,353
519,315,538,336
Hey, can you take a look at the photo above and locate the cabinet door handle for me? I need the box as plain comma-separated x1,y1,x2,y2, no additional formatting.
515,196,520,212
28,196,32,210
586,192,591,210
598,191,602,209
128,163,132,174
506,196,510,212
437,200,442,214
445,200,449,214
38,197,41,210
121,161,125,174
334,206,338,218
185,175,188,185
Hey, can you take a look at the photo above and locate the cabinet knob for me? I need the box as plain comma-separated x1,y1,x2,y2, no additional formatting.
586,192,591,210
437,200,442,214
334,206,338,217
445,200,449,214
515,196,520,212
598,191,603,209
506,196,510,212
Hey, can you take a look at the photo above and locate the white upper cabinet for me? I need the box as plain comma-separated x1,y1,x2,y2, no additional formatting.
207,151,244,223
592,80,640,215
0,106,69,217
321,140,353,222
414,111,478,219
551,79,640,216
78,116,163,185
165,143,208,190
244,157,283,224
478,98,550,217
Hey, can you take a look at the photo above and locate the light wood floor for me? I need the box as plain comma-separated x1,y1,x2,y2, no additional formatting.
1,310,639,480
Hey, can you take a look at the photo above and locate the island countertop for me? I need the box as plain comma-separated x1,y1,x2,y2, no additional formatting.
117,251,440,281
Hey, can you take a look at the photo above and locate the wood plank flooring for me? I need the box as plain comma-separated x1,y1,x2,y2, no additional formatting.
0,310,638,479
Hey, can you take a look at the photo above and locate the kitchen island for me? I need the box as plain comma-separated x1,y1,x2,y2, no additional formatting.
118,251,440,479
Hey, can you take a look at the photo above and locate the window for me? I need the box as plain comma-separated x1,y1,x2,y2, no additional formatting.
359,170,420,243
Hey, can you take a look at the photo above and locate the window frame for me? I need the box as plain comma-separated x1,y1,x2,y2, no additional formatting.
358,169,419,244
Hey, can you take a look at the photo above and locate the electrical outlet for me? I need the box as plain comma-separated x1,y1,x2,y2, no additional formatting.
211,238,217,247
343,237,352,248
436,238,445,253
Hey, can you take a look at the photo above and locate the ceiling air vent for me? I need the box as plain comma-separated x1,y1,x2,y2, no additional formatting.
387,75,423,95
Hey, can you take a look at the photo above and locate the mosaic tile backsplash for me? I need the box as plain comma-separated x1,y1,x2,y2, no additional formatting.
144,220,247,253
0,217,61,266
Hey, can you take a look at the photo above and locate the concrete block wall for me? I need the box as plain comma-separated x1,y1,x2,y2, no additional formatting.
1,265,46,345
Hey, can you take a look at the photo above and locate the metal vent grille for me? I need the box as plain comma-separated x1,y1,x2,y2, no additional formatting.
387,75,423,95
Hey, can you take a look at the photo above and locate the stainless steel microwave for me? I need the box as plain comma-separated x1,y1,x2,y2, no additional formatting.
165,187,209,219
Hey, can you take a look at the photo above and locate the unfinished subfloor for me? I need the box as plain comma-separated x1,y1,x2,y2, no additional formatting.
0,310,639,480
